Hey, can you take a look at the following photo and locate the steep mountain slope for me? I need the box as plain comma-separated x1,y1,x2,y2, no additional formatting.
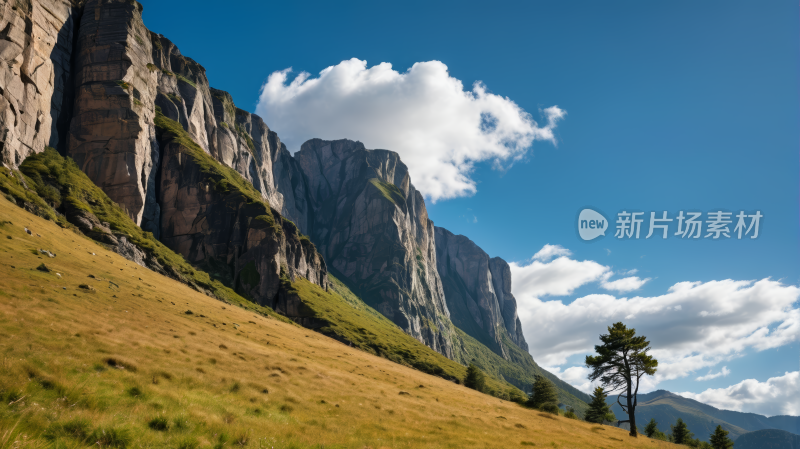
735,429,800,449
609,390,800,441
278,138,456,357
0,0,78,167
0,196,678,448
434,226,527,355
2,0,590,414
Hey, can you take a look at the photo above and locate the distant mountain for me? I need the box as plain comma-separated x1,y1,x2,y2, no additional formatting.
607,390,800,442
734,429,800,449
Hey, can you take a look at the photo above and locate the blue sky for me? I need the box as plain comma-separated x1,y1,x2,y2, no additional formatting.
141,0,799,415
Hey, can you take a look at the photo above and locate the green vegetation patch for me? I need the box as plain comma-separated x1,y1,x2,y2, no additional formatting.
289,275,525,399
368,178,405,206
154,109,264,205
175,74,196,89
11,147,291,325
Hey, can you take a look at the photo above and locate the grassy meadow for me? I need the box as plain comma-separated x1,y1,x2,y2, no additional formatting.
0,196,677,448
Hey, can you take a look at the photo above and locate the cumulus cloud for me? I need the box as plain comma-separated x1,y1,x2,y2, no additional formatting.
533,244,572,262
696,366,731,381
543,365,595,394
679,371,800,416
509,256,609,298
601,276,651,293
256,58,564,201
514,277,800,378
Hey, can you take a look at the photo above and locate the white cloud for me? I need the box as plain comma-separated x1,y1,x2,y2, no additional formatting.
515,277,799,381
509,256,609,298
601,276,651,293
679,371,800,416
533,244,572,262
543,365,595,393
696,366,731,381
256,58,564,201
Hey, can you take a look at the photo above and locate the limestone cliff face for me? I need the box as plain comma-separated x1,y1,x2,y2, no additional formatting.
148,34,284,221
434,226,528,357
156,130,327,308
278,138,455,357
0,0,78,167
23,0,328,307
67,0,158,225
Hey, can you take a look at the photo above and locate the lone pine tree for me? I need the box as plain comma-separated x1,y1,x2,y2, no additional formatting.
585,322,658,437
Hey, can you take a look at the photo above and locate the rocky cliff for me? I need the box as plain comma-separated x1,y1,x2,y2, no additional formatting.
0,0,78,167
0,0,329,308
278,139,456,356
0,0,537,368
435,226,528,357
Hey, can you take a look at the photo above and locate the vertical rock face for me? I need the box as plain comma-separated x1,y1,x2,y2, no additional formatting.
434,226,528,356
0,0,78,167
279,138,455,357
155,116,327,308
488,256,528,351
149,34,284,213
67,0,158,225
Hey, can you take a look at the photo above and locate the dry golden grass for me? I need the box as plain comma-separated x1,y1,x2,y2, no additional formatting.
0,196,677,448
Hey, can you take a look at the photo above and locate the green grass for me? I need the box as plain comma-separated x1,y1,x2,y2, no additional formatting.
175,74,196,88
286,275,526,398
5,147,292,326
368,178,405,206
453,326,590,416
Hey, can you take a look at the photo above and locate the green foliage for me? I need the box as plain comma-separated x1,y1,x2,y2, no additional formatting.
147,416,169,431
115,80,130,90
92,426,131,448
451,326,590,416
564,407,579,420
671,418,694,445
539,403,560,415
151,32,163,50
175,74,197,88
368,178,405,206
287,276,522,396
644,417,668,440
709,425,733,449
585,322,658,437
528,375,558,410
154,109,265,205
43,418,92,441
146,63,157,72
463,363,486,392
12,148,292,328
585,386,615,424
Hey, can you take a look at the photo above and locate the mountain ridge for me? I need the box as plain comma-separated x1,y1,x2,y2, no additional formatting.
0,0,590,412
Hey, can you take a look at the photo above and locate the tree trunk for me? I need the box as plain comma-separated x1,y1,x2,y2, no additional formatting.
627,384,637,437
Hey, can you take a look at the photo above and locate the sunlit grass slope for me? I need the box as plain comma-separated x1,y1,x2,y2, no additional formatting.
0,196,676,448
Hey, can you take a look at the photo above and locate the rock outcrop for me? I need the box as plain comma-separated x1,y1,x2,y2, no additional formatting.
149,33,285,219
155,111,327,308
0,0,79,167
277,138,455,357
435,226,528,356
67,0,158,225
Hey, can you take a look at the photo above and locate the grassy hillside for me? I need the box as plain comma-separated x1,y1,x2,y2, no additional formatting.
735,429,800,449
0,195,679,448
453,328,590,416
609,390,749,441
